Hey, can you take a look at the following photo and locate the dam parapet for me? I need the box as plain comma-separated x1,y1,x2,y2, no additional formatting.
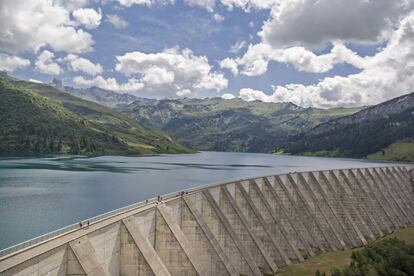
1,166,413,276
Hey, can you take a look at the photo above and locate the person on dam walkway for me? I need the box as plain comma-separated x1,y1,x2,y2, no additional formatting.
79,221,83,228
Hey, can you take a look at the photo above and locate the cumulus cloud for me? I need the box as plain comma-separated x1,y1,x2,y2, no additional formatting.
106,14,129,29
260,0,410,48
114,48,228,97
226,42,367,76
221,93,236,99
73,75,145,93
35,50,62,75
239,88,269,102
0,54,30,72
64,54,103,75
141,67,175,85
238,12,414,108
219,57,239,75
0,0,94,54
72,8,102,29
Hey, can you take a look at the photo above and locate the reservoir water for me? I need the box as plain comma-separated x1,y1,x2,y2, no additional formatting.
0,152,394,250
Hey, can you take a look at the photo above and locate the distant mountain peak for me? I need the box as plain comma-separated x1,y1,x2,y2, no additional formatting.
51,78,63,90
62,85,139,107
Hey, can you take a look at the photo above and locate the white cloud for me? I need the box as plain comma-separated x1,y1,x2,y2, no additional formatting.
73,76,145,93
260,0,410,48
116,0,276,11
219,57,239,75
106,14,129,29
0,0,94,54
64,54,103,75
0,54,30,72
229,40,247,54
142,67,175,85
238,12,414,108
35,50,62,75
72,8,102,30
116,0,173,7
73,48,228,97
114,48,228,97
221,93,235,99
229,42,367,76
184,0,215,12
239,88,269,102
177,89,191,97
220,0,277,12
213,13,224,22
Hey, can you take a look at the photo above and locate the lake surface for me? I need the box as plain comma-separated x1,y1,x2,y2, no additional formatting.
0,152,394,250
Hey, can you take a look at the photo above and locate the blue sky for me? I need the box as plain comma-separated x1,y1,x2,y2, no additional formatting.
1,0,413,108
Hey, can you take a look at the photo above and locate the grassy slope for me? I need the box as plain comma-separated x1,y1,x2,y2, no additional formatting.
368,139,414,162
277,226,414,276
0,75,191,155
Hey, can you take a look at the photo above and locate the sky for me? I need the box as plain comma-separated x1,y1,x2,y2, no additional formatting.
1,0,414,108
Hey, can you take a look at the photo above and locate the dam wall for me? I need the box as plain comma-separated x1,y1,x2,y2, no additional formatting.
1,166,413,275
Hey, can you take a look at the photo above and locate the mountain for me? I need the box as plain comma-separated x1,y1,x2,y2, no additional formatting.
117,97,362,152
281,92,414,162
0,74,191,155
58,83,139,107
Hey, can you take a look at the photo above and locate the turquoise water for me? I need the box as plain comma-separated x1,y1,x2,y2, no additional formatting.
0,152,392,249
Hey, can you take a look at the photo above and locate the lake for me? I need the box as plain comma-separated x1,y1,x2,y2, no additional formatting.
0,152,393,250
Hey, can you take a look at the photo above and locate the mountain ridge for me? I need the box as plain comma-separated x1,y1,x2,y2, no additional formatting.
117,97,362,153
63,85,140,107
0,74,191,155
281,92,414,161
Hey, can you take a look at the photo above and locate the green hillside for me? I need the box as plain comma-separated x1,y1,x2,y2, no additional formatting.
0,75,191,155
117,98,361,153
368,139,414,162
281,93,414,162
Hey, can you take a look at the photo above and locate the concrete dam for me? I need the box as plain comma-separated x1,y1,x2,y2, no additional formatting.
1,166,414,276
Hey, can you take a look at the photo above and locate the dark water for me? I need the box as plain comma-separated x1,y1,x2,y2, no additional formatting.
0,152,393,250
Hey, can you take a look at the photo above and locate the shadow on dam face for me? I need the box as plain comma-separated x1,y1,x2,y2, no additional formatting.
1,166,414,276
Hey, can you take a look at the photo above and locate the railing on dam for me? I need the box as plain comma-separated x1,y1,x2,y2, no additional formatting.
0,189,192,258
0,172,260,259
1,166,413,276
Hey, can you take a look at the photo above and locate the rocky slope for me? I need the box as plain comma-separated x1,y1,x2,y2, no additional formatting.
56,80,139,107
281,92,414,161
